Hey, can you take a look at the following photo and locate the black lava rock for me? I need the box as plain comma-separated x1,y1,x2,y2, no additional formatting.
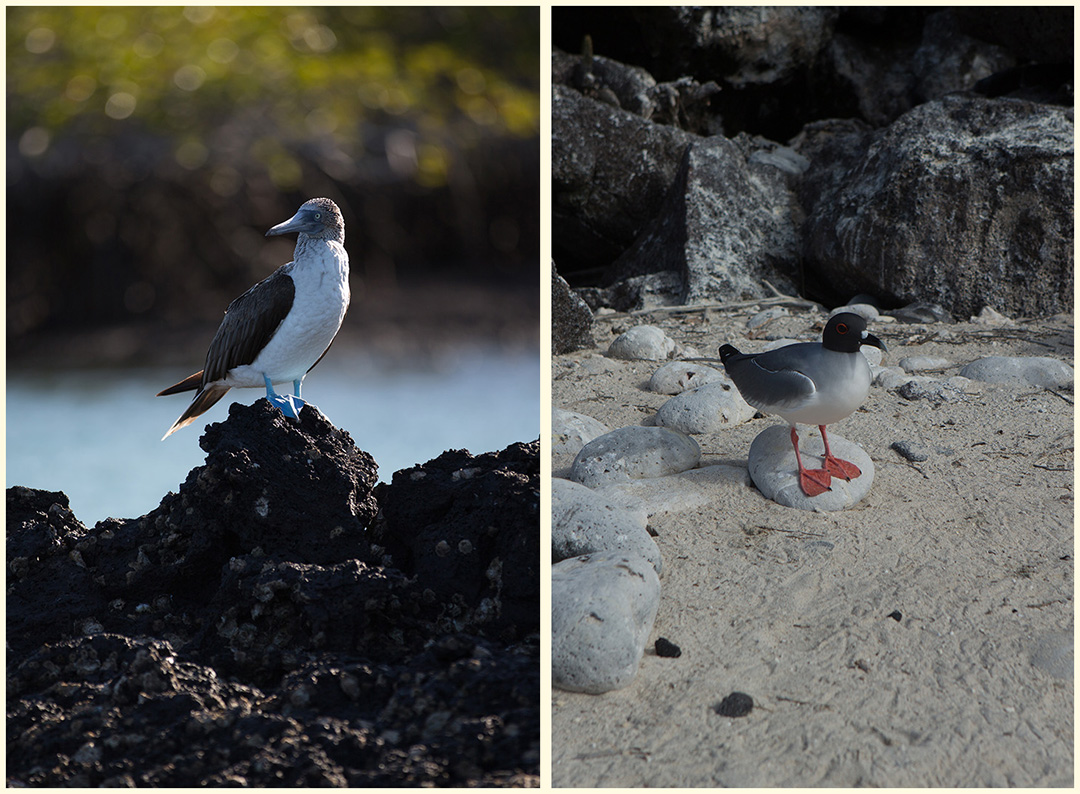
716,691,754,718
655,637,682,657
7,401,539,786
888,610,903,622
375,439,540,643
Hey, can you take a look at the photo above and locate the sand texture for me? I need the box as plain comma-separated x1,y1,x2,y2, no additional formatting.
552,307,1073,787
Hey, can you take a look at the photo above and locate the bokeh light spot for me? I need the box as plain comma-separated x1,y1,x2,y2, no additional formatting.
19,127,51,158
207,37,239,64
174,139,209,170
104,92,137,120
174,64,207,92
25,27,56,54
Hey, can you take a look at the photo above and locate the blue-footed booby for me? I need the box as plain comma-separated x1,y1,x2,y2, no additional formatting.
158,197,350,439
719,312,886,496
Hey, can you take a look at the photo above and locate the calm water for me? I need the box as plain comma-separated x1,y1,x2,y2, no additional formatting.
7,347,539,526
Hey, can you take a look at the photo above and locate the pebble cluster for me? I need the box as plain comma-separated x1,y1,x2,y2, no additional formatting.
552,305,1074,693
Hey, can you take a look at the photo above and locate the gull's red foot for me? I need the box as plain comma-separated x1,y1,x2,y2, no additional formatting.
823,455,862,481
799,467,832,497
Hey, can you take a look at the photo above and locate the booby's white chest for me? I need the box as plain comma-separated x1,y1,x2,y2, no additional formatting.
227,240,350,387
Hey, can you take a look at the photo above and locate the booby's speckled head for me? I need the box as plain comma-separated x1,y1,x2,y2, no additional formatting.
266,197,345,243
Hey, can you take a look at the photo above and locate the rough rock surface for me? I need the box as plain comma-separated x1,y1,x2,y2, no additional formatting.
603,138,800,307
553,265,595,355
553,8,1072,314
801,95,1073,319
552,83,696,269
570,427,701,488
551,478,661,574
7,401,539,787
552,408,610,457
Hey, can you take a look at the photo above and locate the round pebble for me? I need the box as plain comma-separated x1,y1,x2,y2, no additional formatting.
886,302,953,324
594,463,750,519
654,381,756,434
648,361,726,394
959,356,1073,390
552,551,661,694
655,637,682,658
746,424,874,511
551,478,662,574
570,426,701,488
716,692,754,718
970,306,1014,325
552,408,610,456
606,326,675,361
859,345,884,368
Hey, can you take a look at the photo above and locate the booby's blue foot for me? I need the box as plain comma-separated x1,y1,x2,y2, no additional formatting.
264,375,303,419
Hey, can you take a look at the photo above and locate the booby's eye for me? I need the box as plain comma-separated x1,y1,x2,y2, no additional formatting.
314,212,321,219
836,323,848,334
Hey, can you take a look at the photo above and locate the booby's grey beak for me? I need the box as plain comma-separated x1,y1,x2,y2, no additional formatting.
862,330,886,353
266,207,322,237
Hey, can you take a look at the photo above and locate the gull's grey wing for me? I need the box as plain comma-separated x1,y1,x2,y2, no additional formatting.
724,342,819,413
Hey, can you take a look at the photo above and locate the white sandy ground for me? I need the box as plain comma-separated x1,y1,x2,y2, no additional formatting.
551,306,1073,787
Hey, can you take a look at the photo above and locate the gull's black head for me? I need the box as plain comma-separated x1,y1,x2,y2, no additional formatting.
822,311,886,353
266,197,345,243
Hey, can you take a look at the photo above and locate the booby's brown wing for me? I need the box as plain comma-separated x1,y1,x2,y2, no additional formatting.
201,264,296,387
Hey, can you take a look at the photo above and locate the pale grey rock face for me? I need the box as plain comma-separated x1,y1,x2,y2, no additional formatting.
552,408,611,456
898,356,953,373
647,361,726,395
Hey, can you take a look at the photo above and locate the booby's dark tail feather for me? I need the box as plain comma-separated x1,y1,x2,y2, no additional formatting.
161,385,230,440
157,371,205,396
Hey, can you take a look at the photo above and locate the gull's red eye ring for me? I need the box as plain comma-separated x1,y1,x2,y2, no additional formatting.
836,323,848,334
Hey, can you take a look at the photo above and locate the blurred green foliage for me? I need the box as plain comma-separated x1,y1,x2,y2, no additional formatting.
7,6,539,189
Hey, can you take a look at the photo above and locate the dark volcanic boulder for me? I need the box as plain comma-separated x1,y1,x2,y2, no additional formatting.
7,401,382,660
801,95,1074,318
7,401,540,786
552,83,696,272
552,265,595,354
376,440,540,643
601,136,801,309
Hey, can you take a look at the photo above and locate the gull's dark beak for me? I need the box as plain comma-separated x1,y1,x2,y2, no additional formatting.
862,330,886,353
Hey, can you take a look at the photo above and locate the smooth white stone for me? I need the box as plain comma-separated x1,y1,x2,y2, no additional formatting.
553,408,611,456
570,426,701,488
552,478,661,574
552,551,660,694
746,424,875,511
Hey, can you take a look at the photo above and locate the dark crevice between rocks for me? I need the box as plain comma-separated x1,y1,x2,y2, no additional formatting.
7,400,539,787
